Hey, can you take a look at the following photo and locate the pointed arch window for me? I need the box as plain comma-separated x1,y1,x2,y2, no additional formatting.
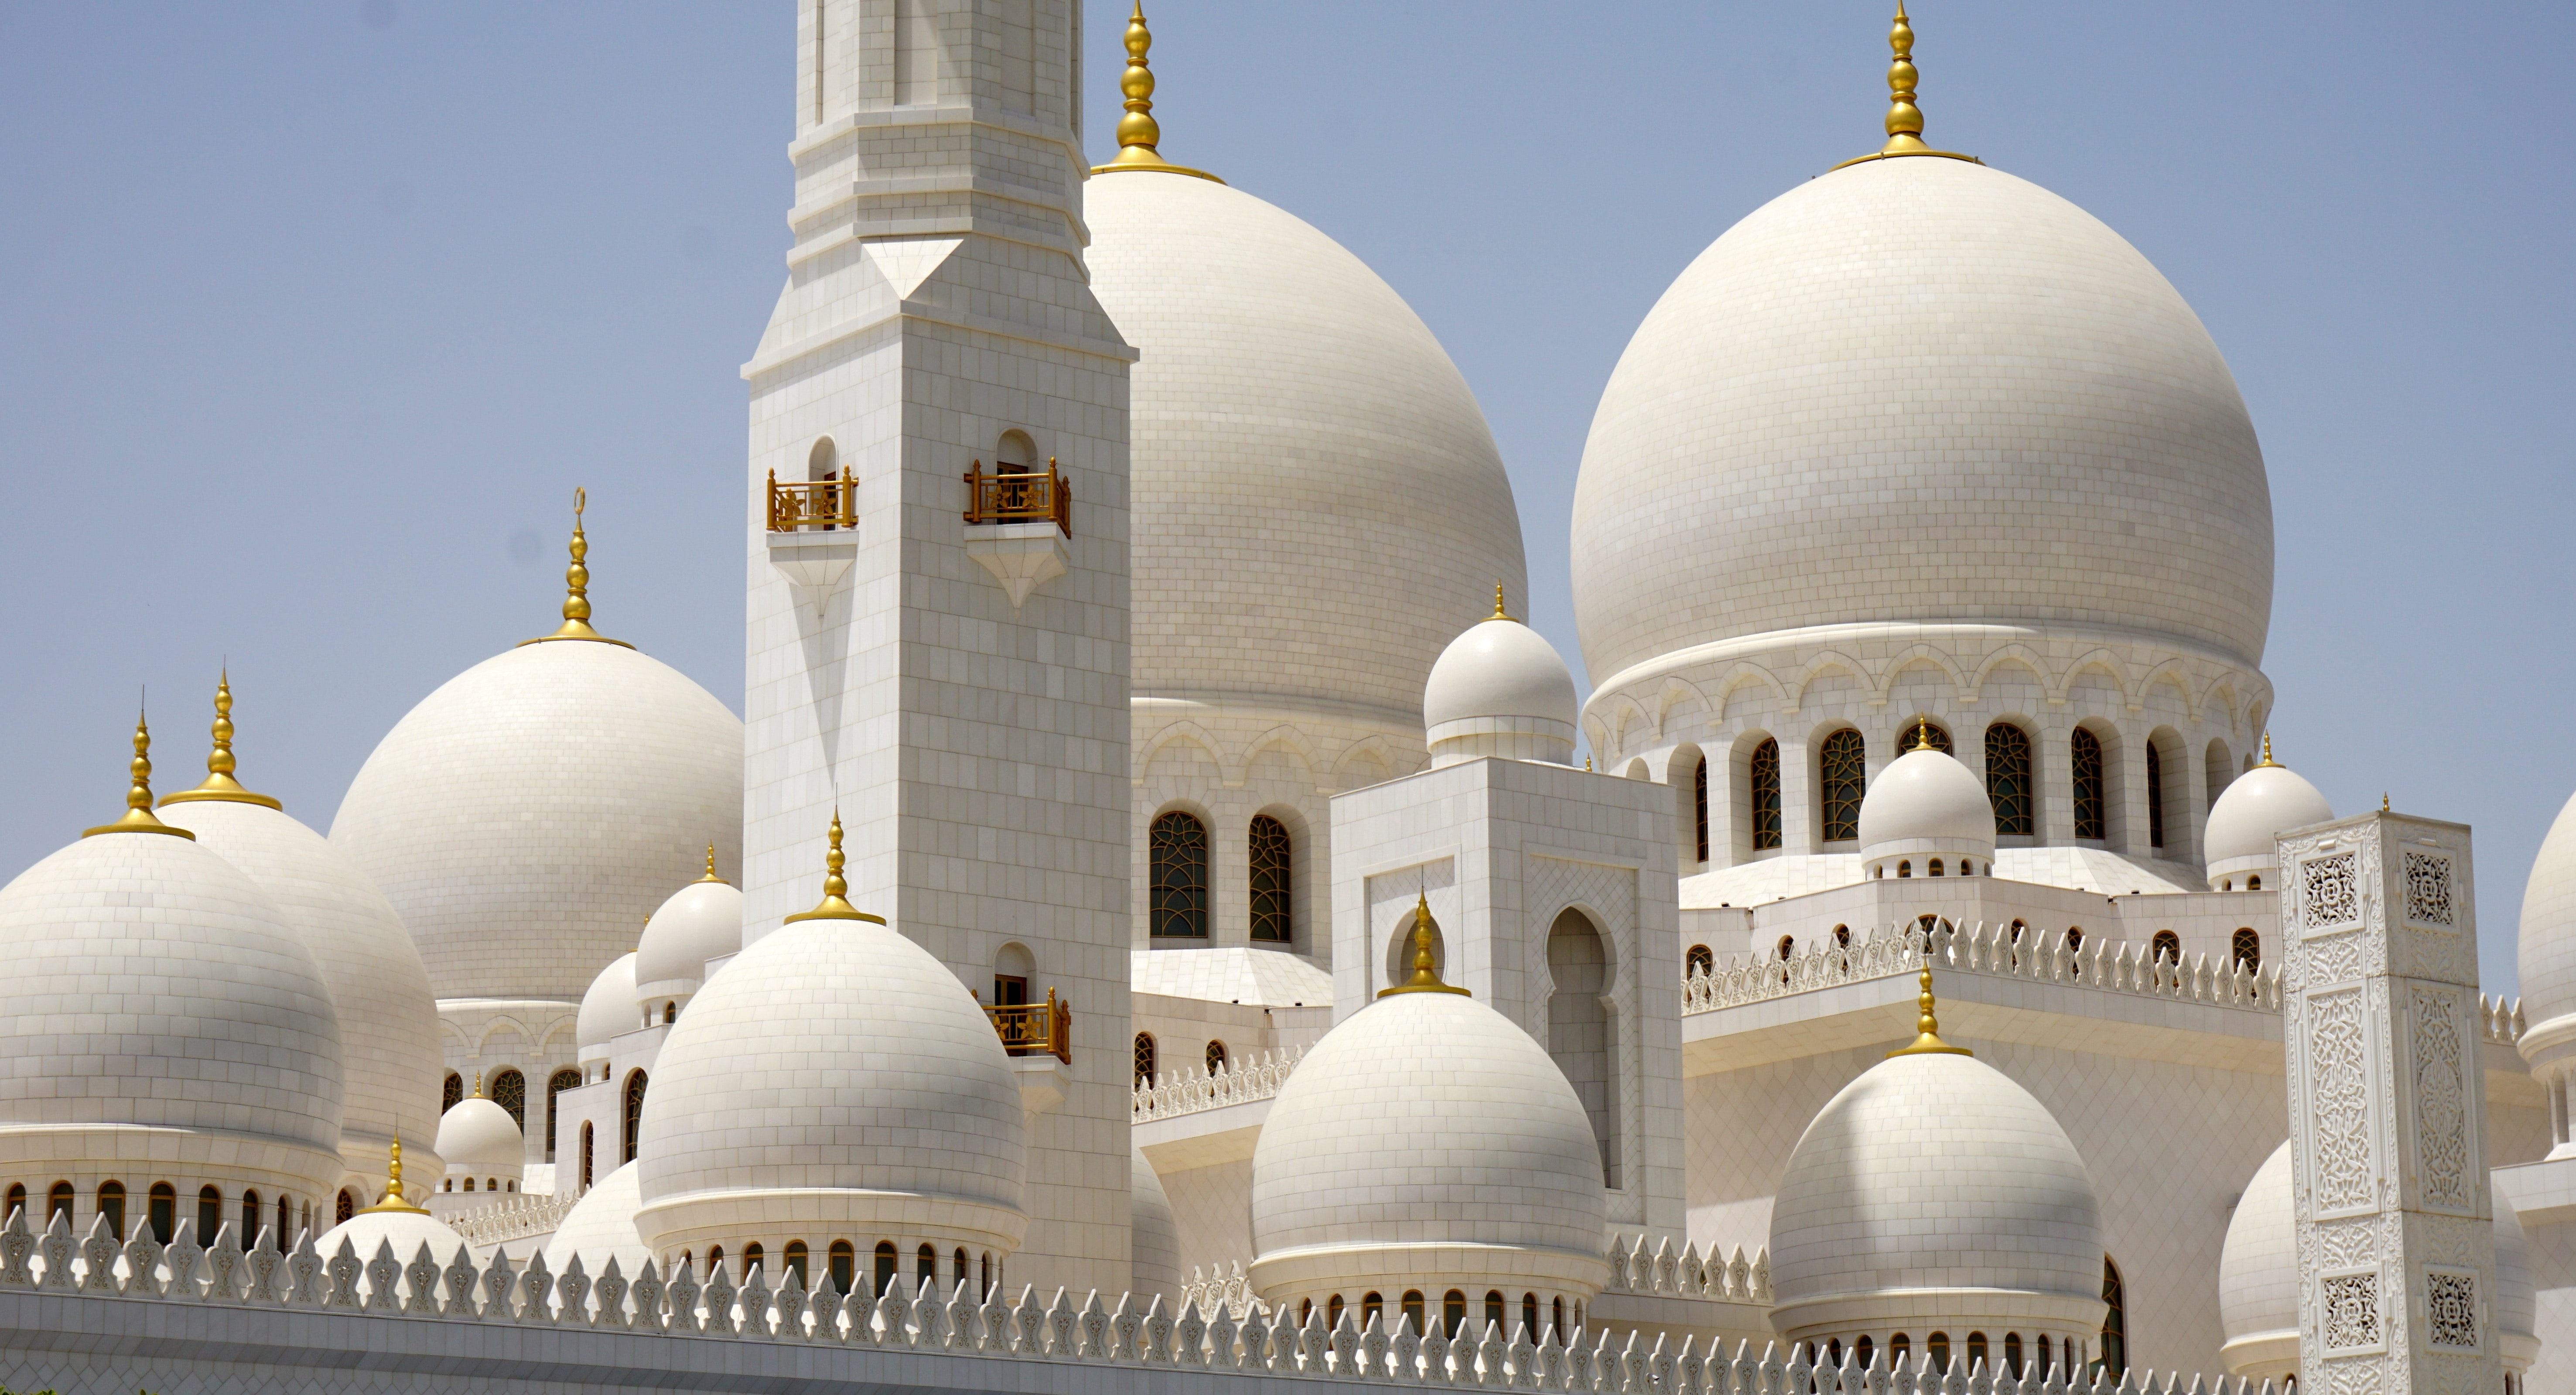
1149,811,1209,938
1818,730,1866,842
622,1069,648,1163
1985,723,2034,836
2072,728,2107,839
546,1067,581,1160
1205,1039,1228,1074
1133,1032,1156,1087
2146,740,2166,849
1747,739,1783,851
2098,1258,2128,1377
579,1122,594,1190
2231,929,2261,973
1685,944,1713,978
442,1072,463,1113
1692,756,1709,864
2151,930,2182,964
491,1068,526,1132
1247,815,1292,943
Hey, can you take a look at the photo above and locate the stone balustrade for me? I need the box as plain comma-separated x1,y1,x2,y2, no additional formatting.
446,1191,581,1249
1134,1045,1305,1122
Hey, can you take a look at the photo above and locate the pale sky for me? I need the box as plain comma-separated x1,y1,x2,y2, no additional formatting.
0,2,2567,994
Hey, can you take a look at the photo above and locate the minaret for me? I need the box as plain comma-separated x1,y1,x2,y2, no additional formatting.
743,0,1134,1296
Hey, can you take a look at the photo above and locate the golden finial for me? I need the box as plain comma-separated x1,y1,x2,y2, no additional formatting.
84,701,195,840
161,670,284,810
519,487,635,649
1380,890,1471,997
2382,792,2392,812
698,841,727,884
357,1132,431,1215
1910,719,1938,753
1831,2,1979,171
2257,732,2279,768
1584,754,1593,772
1889,964,1971,1056
472,1070,484,1098
1089,2,1225,183
1486,583,1515,623
784,810,888,925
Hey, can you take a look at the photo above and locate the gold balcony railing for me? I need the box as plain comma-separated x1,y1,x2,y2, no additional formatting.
767,468,856,532
963,459,1071,536
985,988,1072,1064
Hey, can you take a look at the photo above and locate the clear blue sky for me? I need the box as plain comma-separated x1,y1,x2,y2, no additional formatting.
1,3,2567,994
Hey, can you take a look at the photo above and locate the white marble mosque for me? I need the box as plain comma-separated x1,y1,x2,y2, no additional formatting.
0,4,2564,1393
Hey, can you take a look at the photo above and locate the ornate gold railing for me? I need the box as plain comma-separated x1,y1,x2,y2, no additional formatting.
963,459,1071,536
985,988,1072,1063
767,468,856,531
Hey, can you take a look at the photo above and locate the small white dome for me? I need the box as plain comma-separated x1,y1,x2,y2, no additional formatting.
0,825,345,1199
634,875,741,1006
578,952,641,1062
1856,746,1996,874
634,910,1026,1260
1422,610,1580,769
2219,1140,2536,1379
1768,1050,2104,1343
435,1095,524,1173
2204,755,2334,889
2516,789,2576,1040
1249,988,1606,1304
330,634,743,1005
317,1204,468,1271
2216,1142,2297,1379
545,1161,654,1279
1131,1148,1182,1303
158,793,445,1186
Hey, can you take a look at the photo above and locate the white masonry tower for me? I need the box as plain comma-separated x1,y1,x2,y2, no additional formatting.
2280,809,2501,1392
741,0,1136,1296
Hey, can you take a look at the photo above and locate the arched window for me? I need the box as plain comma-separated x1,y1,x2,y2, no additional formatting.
491,1068,526,1132
2071,727,2106,840
1401,1289,1425,1337
1927,1331,1951,1372
826,1240,854,1295
781,1240,808,1286
1890,1333,1910,1367
1205,1039,1227,1074
1900,718,1951,754
743,1242,765,1279
1483,1290,1505,1338
97,1182,125,1241
1133,1032,1156,1087
0,1185,19,1228
1855,1335,1874,1370
1896,859,1911,878
1442,1289,1466,1339
2067,927,2084,952
622,1069,648,1163
954,1247,969,1292
2003,1332,2023,1378
239,1189,260,1242
1749,739,1783,851
1362,1291,1383,1329
707,1245,723,1278
1685,944,1713,978
981,1251,993,1299
1929,857,1944,877
1818,729,1866,842
335,1189,355,1225
917,1243,936,1292
2247,873,2262,892
1965,1332,1988,1374
1248,814,1293,944
1548,909,1620,1188
663,1002,676,1024
1692,756,1709,864
2146,740,2166,849
1776,934,1795,961
2152,930,2182,964
1326,1294,1345,1329
1833,925,1851,948
1522,1292,1539,1342
147,1183,176,1244
875,1241,898,1296
2232,928,2261,973
197,1186,220,1241
579,1122,594,1190
546,1067,581,1160
443,1072,463,1113
278,1194,293,1246
1149,812,1209,938
2009,920,2027,943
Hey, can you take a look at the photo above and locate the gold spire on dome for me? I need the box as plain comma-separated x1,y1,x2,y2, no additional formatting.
1910,719,1938,753
783,811,888,925
1378,891,1470,998
84,704,195,840
1831,2,1980,171
2257,732,2279,767
161,671,284,810
1486,583,1515,623
1889,965,1971,1056
519,487,635,649
1089,2,1225,183
698,842,728,884
356,1133,431,1215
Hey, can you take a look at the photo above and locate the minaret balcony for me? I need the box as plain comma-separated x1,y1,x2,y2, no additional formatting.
962,458,1072,610
985,987,1073,1064
962,459,1072,535
765,469,858,618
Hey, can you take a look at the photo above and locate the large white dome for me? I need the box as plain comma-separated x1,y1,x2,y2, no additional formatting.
1086,171,1528,727
1422,609,1579,769
2516,788,2576,1039
330,636,742,1004
159,788,445,1190
1767,1048,2104,1343
633,909,1025,1258
0,825,345,1197
544,1160,654,1279
435,1094,524,1175
1571,156,2273,689
1856,746,1995,872
1248,986,1606,1303
2203,753,2334,889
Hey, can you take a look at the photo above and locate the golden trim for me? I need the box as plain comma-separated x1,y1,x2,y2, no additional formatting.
1378,891,1469,997
2256,732,2279,768
1829,2,1981,171
84,706,195,840
1887,965,1971,1056
355,1132,432,1216
519,487,636,649
1486,582,1515,623
782,811,888,925
161,670,284,810
1088,2,1227,183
